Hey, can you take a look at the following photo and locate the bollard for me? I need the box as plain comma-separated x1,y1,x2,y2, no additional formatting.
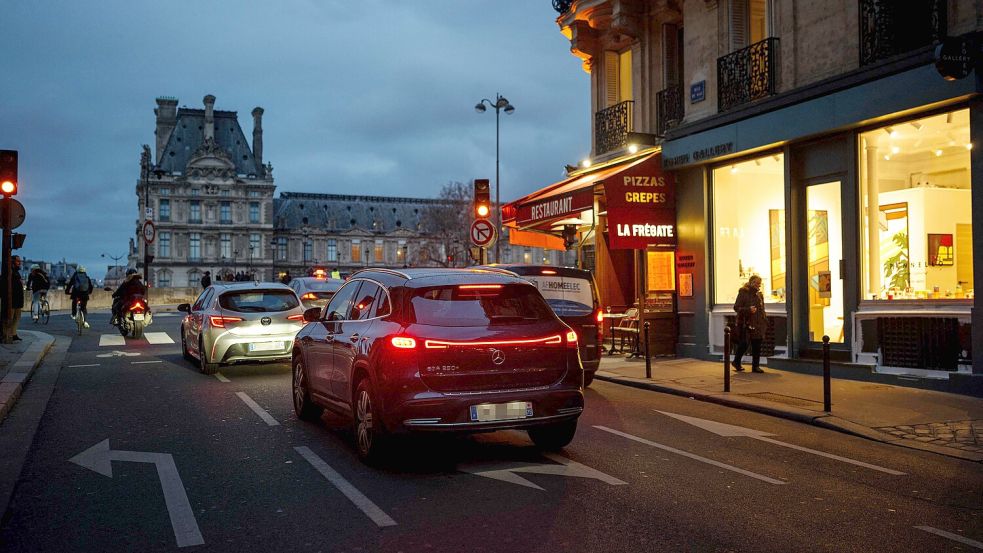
723,325,731,393
644,321,651,379
822,335,831,412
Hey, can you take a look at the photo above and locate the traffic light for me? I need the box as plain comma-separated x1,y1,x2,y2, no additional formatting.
0,150,17,196
473,179,490,219
562,225,578,250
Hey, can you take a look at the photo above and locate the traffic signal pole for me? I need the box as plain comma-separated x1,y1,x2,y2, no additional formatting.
2,197,12,344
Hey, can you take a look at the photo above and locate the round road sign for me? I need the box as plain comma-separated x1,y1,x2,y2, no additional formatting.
143,220,156,244
470,219,497,248
0,199,26,230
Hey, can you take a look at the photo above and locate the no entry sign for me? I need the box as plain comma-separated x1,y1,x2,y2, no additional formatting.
470,219,497,247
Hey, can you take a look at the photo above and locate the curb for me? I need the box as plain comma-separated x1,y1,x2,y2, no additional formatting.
0,331,55,423
594,371,983,463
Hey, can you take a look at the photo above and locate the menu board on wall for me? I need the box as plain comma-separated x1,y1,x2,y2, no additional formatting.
646,250,676,292
679,273,693,298
643,292,675,314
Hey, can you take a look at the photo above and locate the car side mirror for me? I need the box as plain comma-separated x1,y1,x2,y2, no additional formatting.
177,303,191,313
103,287,112,292
303,307,321,323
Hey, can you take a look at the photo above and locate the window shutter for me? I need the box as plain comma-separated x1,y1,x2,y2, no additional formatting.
604,51,619,107
663,24,680,86
729,0,748,51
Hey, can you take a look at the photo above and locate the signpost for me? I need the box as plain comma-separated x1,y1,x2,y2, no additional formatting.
470,218,496,265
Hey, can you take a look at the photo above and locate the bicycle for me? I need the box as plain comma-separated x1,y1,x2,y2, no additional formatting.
74,298,86,335
31,292,50,325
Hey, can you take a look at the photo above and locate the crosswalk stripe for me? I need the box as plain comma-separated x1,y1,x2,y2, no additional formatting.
99,334,126,347
145,332,175,344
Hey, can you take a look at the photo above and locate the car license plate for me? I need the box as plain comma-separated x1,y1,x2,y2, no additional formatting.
248,341,283,352
132,313,145,321
470,401,533,422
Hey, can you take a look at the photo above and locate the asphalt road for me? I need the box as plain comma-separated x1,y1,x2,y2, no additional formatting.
1,311,981,552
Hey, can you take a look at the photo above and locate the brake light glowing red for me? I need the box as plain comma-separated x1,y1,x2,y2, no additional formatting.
209,315,243,328
541,269,557,275
286,314,305,322
390,337,417,349
131,301,145,312
458,284,503,290
424,335,565,349
301,293,317,300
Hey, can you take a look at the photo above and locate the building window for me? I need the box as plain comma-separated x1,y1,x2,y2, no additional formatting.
220,201,231,224
396,240,407,264
249,233,260,259
304,239,313,262
249,202,260,223
189,233,201,261
374,240,384,263
248,190,261,198
157,270,171,288
220,189,231,197
351,239,361,263
859,109,974,302
326,239,337,262
159,187,170,196
220,233,231,259
712,153,786,305
191,188,200,196
159,232,171,258
276,237,287,261
159,199,170,222
189,200,201,224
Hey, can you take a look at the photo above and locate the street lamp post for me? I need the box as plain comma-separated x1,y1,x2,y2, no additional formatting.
474,93,515,264
101,252,125,286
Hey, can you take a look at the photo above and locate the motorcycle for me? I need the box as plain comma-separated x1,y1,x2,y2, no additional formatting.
115,294,153,339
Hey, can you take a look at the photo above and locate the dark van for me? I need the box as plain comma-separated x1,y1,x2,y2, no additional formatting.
489,265,602,385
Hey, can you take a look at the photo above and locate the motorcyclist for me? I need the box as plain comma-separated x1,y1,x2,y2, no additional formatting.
112,269,148,325
65,266,94,328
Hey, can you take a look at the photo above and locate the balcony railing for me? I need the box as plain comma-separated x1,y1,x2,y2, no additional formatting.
860,0,946,66
717,37,779,113
656,85,684,136
594,100,634,155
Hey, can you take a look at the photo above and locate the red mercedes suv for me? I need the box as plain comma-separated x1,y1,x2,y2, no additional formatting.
291,268,585,463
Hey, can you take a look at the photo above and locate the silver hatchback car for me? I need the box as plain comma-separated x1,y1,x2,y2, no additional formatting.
179,282,306,374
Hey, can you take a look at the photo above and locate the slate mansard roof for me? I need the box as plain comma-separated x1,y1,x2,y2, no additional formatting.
158,108,261,176
274,192,450,233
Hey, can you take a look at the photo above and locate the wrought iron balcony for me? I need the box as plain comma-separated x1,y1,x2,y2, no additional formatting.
594,100,634,155
860,0,946,66
656,85,684,136
717,37,779,113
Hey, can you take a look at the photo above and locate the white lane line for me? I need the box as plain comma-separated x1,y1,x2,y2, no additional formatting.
754,435,905,475
214,373,231,383
132,360,163,365
99,334,126,347
593,425,786,485
68,364,100,368
235,392,279,426
145,332,175,345
294,446,397,527
916,526,983,549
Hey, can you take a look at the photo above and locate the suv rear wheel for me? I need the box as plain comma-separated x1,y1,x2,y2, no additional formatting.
528,420,578,450
354,378,388,464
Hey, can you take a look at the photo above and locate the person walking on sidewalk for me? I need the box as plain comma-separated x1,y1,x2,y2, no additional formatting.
732,274,766,373
2,256,25,342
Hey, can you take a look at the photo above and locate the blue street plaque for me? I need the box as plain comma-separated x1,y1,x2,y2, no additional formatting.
690,81,706,103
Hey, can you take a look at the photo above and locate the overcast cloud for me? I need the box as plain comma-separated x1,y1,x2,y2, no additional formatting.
0,0,589,277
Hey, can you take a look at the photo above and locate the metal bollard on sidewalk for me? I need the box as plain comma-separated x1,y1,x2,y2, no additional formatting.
643,321,651,379
723,325,731,393
822,335,831,412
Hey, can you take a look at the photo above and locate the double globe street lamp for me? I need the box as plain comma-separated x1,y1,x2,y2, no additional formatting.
474,94,515,263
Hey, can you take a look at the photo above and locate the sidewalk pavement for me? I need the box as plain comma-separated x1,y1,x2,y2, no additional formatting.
0,330,55,423
596,355,983,462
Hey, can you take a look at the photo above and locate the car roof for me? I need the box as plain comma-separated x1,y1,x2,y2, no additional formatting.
350,267,532,289
484,264,595,280
292,277,345,286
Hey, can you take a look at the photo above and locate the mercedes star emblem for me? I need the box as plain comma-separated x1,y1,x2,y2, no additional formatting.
491,349,505,365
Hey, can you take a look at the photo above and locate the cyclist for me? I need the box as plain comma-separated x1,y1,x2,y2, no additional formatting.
27,264,50,319
65,266,94,328
112,269,147,325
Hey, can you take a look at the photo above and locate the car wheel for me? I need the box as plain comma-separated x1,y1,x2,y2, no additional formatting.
354,378,388,464
584,371,594,387
181,326,195,362
293,357,323,422
198,338,219,375
528,419,578,451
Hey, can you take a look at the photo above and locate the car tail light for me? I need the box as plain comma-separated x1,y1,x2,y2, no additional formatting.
541,269,557,275
596,310,604,323
390,336,417,349
424,335,565,349
566,330,578,348
301,293,317,300
596,309,604,340
286,314,305,322
209,315,243,328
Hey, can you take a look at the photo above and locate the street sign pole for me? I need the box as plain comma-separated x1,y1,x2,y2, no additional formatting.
1,197,10,344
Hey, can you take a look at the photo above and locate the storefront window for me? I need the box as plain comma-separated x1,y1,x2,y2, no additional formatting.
859,109,974,301
712,153,786,304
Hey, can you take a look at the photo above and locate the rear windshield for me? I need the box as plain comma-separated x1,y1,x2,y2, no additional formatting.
302,280,342,291
219,290,299,313
409,284,555,327
520,275,595,317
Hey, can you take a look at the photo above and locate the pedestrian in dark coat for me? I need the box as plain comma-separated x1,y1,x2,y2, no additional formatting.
200,271,211,290
3,256,25,341
732,274,767,373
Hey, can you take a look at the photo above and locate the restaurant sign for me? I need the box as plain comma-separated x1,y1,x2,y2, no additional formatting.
601,154,677,249
512,187,594,226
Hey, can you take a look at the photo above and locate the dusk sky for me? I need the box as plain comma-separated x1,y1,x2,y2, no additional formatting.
0,1,590,278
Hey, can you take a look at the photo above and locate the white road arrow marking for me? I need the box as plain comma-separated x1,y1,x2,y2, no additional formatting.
916,526,983,549
69,439,204,548
656,411,906,476
460,453,627,490
96,350,141,358
594,425,786,485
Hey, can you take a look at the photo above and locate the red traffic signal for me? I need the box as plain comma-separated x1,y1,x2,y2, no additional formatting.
0,150,17,196
473,179,490,219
